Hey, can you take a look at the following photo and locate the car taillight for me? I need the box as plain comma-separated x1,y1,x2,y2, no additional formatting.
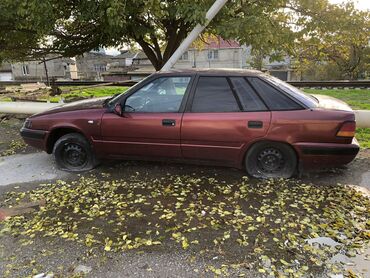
336,121,356,138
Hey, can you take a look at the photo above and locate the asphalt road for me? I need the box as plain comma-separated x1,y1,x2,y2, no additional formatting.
0,152,69,187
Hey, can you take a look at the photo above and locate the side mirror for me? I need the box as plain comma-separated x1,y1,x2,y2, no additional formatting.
123,105,135,113
113,103,123,116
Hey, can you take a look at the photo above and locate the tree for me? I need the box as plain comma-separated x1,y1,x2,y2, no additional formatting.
1,0,368,74
0,0,306,70
292,1,370,80
0,1,55,62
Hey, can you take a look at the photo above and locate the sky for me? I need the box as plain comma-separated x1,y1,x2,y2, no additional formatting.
329,0,370,10
105,0,369,56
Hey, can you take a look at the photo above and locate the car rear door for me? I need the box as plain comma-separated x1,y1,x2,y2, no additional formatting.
181,75,271,165
100,76,193,158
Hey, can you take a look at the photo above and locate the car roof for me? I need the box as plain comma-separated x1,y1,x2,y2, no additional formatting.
156,68,264,76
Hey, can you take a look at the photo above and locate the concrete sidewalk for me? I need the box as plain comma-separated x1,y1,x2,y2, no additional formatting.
0,152,70,186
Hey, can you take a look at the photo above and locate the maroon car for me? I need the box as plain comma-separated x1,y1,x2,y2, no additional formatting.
20,69,359,178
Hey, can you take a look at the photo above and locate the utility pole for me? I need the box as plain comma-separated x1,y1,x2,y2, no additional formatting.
161,0,228,71
41,57,50,86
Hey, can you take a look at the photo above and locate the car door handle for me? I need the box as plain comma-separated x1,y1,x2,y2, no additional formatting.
248,121,263,128
162,119,176,126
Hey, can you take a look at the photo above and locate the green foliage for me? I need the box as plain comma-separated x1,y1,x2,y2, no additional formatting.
0,0,213,68
293,1,370,80
356,128,370,149
298,61,343,81
4,0,367,73
0,0,57,62
56,86,128,102
0,0,368,76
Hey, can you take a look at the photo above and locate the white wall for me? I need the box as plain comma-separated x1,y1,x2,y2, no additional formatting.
0,72,13,81
174,48,244,69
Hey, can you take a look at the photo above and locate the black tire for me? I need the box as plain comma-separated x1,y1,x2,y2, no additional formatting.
53,133,98,172
245,141,297,179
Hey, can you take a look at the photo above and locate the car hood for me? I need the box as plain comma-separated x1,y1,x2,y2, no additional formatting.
31,97,110,117
312,94,352,112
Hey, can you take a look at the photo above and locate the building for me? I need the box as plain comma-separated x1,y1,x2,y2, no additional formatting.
76,52,115,81
128,52,156,79
103,37,250,81
101,50,138,81
264,56,295,81
174,37,248,69
97,37,296,82
11,57,77,82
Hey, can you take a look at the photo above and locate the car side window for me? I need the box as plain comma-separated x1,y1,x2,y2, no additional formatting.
191,77,240,112
247,77,302,110
230,77,267,111
125,77,191,112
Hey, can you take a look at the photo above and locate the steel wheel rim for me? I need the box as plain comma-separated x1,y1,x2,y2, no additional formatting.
257,147,285,174
62,143,87,168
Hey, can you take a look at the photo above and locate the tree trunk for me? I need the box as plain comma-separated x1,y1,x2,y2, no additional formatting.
137,24,190,71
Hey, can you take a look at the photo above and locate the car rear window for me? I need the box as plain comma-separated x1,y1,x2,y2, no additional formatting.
230,77,267,111
263,74,318,108
247,77,302,111
191,77,240,112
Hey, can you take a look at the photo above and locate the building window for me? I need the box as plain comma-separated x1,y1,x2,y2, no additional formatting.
94,64,107,72
179,51,189,61
208,49,219,60
22,65,30,76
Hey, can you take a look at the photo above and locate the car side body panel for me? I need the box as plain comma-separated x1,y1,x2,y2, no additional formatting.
265,109,359,169
22,109,105,153
181,112,271,167
96,112,183,158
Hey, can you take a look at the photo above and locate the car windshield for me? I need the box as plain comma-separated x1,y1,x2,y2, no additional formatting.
105,76,151,107
263,74,318,108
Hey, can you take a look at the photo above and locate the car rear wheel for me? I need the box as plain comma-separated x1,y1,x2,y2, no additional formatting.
245,142,297,179
53,133,98,172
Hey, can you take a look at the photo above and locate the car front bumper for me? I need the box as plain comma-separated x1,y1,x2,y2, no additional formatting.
20,128,48,151
293,137,360,169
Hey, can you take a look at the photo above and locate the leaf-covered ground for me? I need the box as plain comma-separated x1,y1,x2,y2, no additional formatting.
0,118,30,156
1,173,369,277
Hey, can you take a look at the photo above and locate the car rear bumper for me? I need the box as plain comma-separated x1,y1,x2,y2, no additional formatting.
20,128,48,150
293,138,360,169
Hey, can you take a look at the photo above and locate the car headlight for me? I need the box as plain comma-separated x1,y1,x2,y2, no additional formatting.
23,119,32,129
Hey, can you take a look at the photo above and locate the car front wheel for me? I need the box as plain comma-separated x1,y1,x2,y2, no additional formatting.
245,142,297,179
53,133,98,172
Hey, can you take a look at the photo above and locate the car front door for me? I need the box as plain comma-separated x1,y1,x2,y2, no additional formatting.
100,76,193,158
181,76,271,165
